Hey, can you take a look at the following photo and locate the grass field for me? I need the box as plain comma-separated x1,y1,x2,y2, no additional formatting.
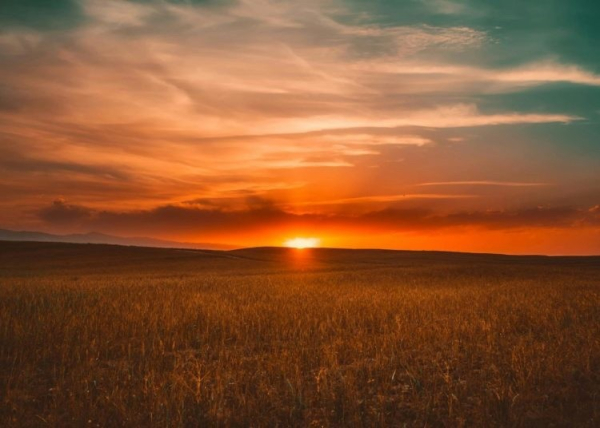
1,241,599,427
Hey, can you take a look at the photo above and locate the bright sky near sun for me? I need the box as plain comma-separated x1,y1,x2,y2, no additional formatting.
284,238,321,249
0,0,599,254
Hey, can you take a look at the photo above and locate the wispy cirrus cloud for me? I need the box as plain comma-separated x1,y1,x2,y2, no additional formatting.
357,60,600,95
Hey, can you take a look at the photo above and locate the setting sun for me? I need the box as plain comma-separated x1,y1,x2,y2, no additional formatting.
283,237,321,249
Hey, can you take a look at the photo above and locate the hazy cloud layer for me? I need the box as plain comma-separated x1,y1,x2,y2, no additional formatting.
37,199,600,237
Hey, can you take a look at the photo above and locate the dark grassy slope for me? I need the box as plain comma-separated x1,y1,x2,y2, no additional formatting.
3,241,598,275
1,241,599,427
0,229,234,250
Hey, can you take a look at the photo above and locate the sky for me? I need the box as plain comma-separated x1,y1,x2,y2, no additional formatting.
1,0,599,254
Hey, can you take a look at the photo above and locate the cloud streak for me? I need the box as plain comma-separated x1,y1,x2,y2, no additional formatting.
361,60,600,92
418,181,551,187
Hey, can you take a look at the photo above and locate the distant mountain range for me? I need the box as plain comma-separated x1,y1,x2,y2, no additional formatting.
0,228,236,250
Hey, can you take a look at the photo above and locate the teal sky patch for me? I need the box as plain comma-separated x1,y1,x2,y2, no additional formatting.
348,0,600,70
0,0,83,30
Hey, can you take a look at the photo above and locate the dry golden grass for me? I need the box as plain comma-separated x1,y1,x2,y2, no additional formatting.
1,242,599,427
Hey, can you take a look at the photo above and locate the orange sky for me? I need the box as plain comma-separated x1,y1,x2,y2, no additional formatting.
1,0,599,254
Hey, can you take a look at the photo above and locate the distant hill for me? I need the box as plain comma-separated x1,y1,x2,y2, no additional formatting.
2,241,599,278
231,246,600,267
0,228,235,251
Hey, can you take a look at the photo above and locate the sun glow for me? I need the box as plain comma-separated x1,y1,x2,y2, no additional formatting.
284,237,321,249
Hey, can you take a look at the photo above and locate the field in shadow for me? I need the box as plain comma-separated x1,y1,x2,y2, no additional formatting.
1,241,599,426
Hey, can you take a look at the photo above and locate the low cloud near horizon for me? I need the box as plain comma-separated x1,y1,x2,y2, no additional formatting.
37,198,600,238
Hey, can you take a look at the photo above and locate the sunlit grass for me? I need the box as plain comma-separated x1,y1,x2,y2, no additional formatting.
0,242,598,426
